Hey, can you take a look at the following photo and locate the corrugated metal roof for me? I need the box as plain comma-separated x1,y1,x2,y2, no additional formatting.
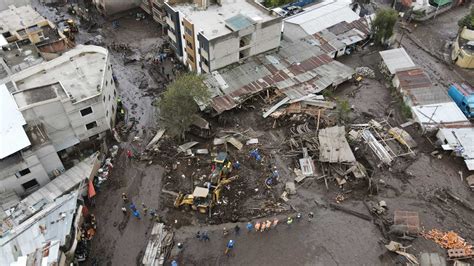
0,83,31,159
285,3,359,36
379,48,416,75
396,67,432,90
0,193,78,266
412,102,469,129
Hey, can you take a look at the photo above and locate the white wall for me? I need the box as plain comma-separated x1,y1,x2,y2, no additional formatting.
251,21,281,56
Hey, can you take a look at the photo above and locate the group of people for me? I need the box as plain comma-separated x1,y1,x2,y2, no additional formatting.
121,192,158,220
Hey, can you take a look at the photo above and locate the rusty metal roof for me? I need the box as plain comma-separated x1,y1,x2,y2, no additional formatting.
396,67,432,90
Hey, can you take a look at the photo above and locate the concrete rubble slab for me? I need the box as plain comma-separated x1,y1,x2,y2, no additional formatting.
319,126,356,163
146,129,166,150
227,137,243,150
178,142,199,153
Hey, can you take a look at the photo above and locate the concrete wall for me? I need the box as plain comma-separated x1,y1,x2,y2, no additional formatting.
208,18,282,72
0,149,51,195
282,23,307,41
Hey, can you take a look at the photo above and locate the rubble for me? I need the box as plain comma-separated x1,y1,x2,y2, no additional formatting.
422,229,473,258
142,223,174,266
355,67,376,78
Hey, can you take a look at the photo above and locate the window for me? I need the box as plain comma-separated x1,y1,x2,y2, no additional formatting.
186,40,193,49
86,121,98,130
112,106,115,114
103,95,106,102
80,107,93,116
22,179,39,190
108,95,111,101
106,80,108,86
188,54,194,62
114,90,117,98
185,27,192,36
111,78,114,84
16,168,31,177
106,110,109,117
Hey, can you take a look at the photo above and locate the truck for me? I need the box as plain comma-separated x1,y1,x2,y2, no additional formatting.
448,83,474,118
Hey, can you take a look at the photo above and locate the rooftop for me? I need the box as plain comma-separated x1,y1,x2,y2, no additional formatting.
0,192,78,266
11,45,108,104
0,5,45,34
379,48,416,75
13,82,67,109
203,38,354,113
438,127,474,170
170,0,274,39
412,102,469,128
0,83,30,159
284,0,359,36
0,42,44,73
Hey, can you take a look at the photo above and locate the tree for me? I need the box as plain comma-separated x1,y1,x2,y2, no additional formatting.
157,73,210,139
372,9,398,45
458,7,474,30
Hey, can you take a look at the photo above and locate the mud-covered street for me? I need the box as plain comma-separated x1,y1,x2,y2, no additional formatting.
27,1,474,265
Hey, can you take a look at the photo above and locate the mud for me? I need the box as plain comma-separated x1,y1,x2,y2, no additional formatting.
28,1,474,265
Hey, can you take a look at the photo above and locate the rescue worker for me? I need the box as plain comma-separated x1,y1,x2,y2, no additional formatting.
287,216,293,226
246,222,253,232
122,192,128,202
223,227,228,236
272,218,279,228
234,224,240,235
126,150,133,160
255,221,261,232
308,212,314,222
225,240,235,255
142,203,148,216
121,207,127,214
265,220,272,230
260,222,266,232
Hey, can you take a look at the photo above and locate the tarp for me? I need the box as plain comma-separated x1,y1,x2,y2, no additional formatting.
88,179,96,198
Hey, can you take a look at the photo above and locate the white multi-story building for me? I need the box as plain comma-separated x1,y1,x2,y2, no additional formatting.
0,45,117,195
162,0,282,73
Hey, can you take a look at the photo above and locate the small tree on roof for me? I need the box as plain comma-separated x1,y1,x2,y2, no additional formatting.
372,9,398,45
458,6,474,30
157,73,210,139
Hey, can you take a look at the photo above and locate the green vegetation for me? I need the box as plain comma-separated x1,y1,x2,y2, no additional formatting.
157,73,210,139
372,9,398,45
400,102,412,119
337,99,351,123
263,0,293,8
458,6,474,30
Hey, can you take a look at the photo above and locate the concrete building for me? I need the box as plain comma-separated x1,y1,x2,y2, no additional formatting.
0,0,30,11
163,0,282,73
93,0,140,16
141,0,167,28
0,45,117,196
0,5,72,69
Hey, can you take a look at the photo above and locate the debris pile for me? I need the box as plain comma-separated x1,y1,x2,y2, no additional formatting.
422,229,473,259
355,66,375,78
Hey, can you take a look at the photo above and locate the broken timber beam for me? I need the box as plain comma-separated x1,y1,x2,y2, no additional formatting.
329,203,372,221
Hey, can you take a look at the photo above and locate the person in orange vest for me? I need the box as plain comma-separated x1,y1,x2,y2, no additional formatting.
255,221,261,232
272,218,279,228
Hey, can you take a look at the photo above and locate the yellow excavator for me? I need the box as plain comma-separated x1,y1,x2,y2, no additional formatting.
174,175,238,213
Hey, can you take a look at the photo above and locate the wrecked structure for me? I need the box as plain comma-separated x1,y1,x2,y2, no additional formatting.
202,38,354,114
0,5,71,59
93,0,140,16
283,0,371,58
163,0,282,73
380,48,474,171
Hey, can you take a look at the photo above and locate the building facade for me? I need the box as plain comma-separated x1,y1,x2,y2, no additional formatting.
0,45,117,196
163,0,282,73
